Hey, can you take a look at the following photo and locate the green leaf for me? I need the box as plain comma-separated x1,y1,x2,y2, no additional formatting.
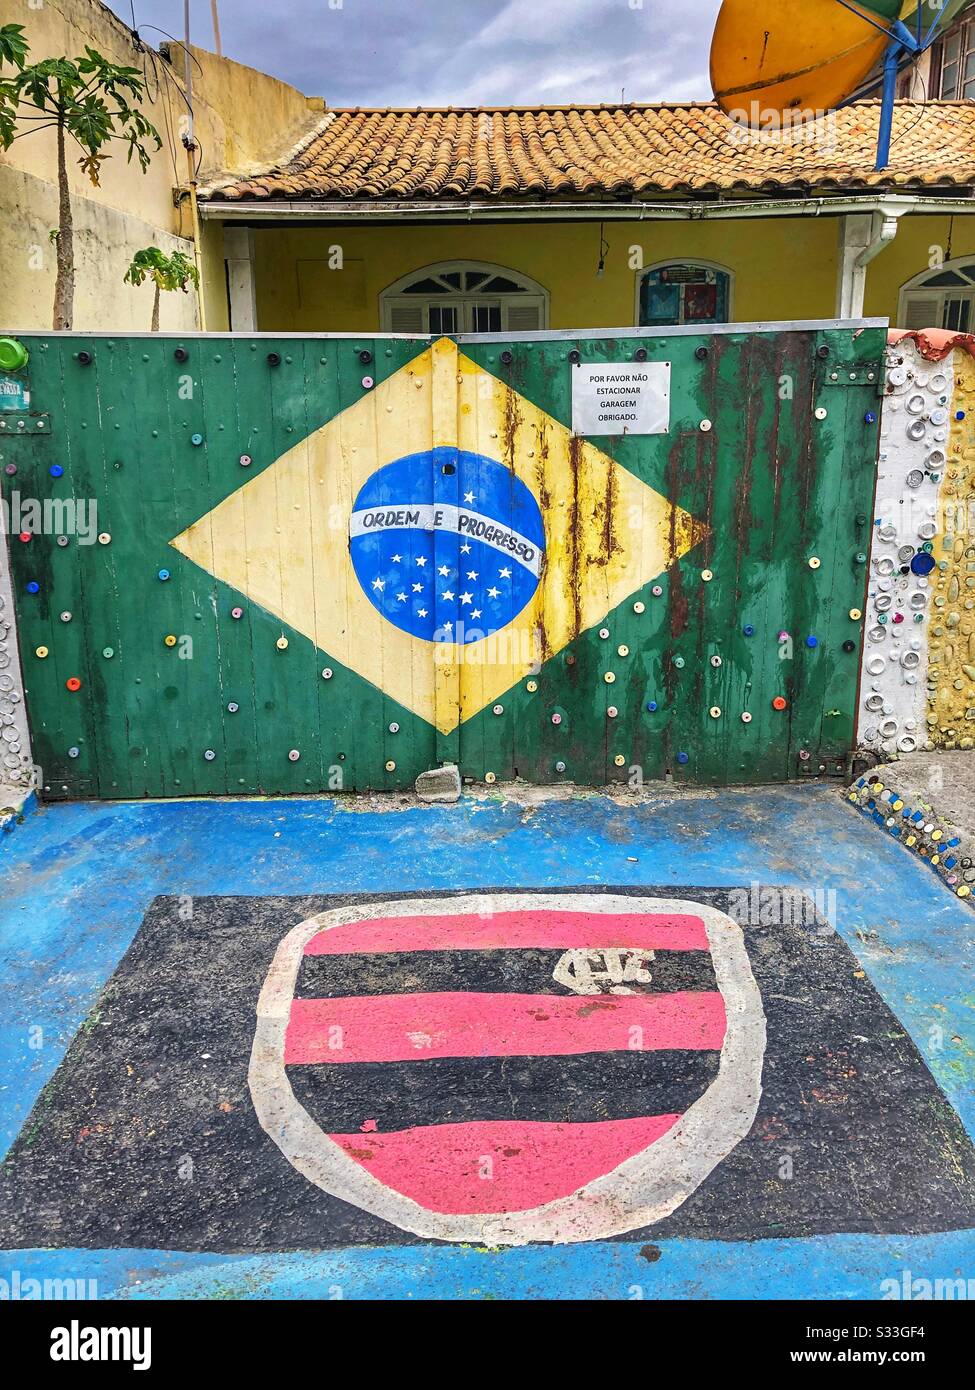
124,245,199,294
0,23,29,71
5,45,159,177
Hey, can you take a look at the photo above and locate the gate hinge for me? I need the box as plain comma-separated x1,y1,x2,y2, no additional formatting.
823,362,883,390
797,754,850,780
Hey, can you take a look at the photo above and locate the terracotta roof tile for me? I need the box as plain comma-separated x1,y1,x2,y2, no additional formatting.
199,100,975,203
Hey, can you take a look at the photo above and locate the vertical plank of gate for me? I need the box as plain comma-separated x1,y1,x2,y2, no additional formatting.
169,338,227,796
273,338,326,795
332,339,388,792
120,337,181,794
17,338,68,797
126,335,188,796
361,336,399,792
303,339,346,796
28,339,94,797
373,336,431,790
524,337,583,786
3,344,50,792
456,344,484,782
727,332,784,786
593,338,619,787
127,336,177,796
63,338,125,797
809,328,883,766
493,356,519,783
121,336,170,795
196,338,259,795
818,335,883,758
622,333,657,788
432,336,462,769
86,337,143,798
657,333,701,785
263,336,321,795
782,330,841,778
229,337,287,794
704,333,750,787
314,337,376,795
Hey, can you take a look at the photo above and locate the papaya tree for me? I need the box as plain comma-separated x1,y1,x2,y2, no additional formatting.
124,246,199,331
0,24,162,329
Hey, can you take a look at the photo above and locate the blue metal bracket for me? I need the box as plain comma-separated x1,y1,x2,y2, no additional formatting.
832,4,955,169
877,21,923,171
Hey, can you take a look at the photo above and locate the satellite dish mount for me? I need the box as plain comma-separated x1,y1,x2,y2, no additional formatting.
835,3,951,170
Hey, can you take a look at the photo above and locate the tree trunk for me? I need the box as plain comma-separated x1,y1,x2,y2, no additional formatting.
151,283,160,333
53,119,75,331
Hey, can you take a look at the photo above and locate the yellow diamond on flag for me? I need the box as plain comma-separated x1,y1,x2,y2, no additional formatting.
170,338,707,734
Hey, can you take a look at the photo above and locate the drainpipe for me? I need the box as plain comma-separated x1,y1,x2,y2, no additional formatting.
182,1,208,330
837,209,903,320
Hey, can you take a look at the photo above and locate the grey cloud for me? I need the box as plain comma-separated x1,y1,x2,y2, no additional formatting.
119,0,722,106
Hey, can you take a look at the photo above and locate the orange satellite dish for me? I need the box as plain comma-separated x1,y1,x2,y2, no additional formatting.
710,0,903,125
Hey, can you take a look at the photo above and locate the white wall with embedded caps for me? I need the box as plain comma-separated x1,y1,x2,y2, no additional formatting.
857,337,972,757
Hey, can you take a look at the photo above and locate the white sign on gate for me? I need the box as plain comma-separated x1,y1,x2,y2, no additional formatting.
571,361,671,438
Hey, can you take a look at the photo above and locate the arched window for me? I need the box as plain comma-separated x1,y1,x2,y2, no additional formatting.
899,258,975,334
637,261,733,328
381,261,548,335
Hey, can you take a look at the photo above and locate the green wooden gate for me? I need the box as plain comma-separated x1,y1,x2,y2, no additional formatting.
0,321,883,799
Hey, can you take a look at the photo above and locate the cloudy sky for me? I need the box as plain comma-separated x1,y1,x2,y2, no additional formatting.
118,0,724,107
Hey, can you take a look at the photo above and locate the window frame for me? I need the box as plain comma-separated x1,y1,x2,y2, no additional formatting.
380,260,549,334
933,17,975,100
898,255,975,333
633,259,736,328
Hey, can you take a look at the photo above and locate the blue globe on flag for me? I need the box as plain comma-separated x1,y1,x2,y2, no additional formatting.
349,449,546,644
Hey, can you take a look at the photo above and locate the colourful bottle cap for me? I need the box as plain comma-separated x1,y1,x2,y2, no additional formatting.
0,337,28,373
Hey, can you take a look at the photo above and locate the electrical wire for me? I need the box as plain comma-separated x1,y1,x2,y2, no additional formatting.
888,47,931,155
128,10,209,188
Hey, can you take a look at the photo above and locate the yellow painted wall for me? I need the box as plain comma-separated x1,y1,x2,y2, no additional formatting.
253,219,837,332
251,214,975,334
0,0,319,330
864,215,975,320
929,352,975,748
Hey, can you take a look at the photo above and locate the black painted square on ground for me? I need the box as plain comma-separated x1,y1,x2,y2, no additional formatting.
1,887,973,1251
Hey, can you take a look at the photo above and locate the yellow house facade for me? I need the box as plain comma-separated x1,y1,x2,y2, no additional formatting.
3,0,975,340
196,101,975,339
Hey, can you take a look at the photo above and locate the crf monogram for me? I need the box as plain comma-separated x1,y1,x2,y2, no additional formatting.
552,948,655,996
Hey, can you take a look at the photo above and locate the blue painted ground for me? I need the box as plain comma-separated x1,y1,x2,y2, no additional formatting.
1,785,973,1300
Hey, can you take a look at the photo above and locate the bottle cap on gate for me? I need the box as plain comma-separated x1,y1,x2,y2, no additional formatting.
0,338,28,372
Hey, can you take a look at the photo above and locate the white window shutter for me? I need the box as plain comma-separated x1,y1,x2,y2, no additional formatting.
386,300,425,334
505,298,544,332
900,294,943,331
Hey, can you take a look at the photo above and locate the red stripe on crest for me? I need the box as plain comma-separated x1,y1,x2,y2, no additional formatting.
303,910,709,956
285,990,726,1064
331,1115,682,1214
